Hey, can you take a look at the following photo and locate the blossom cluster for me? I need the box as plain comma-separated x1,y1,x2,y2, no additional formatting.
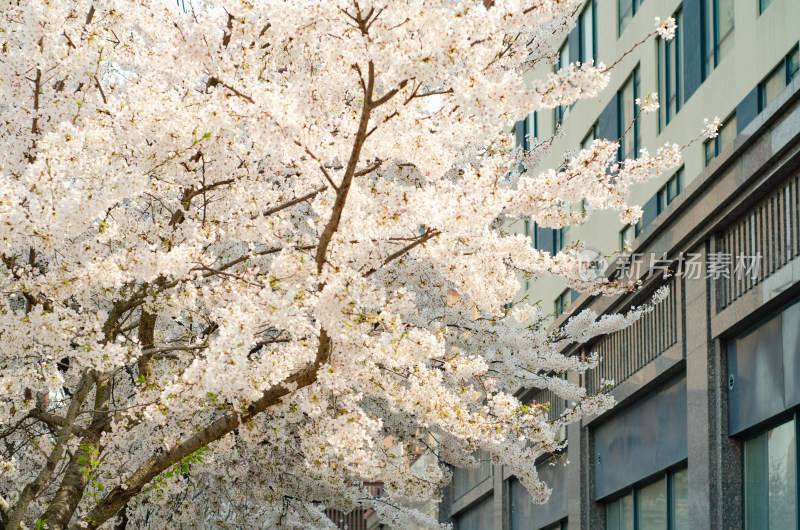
0,1,686,528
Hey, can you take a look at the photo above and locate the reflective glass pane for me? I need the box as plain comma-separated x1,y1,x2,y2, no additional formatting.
719,116,737,153
759,0,772,14
789,48,799,82
621,493,634,530
637,478,667,530
703,0,714,74
704,139,715,166
768,420,797,529
671,468,690,530
618,0,633,34
763,66,786,110
619,75,635,160
745,431,769,529
606,499,620,530
717,0,735,63
581,3,594,63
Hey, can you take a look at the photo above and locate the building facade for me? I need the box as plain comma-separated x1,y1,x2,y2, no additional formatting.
441,0,800,528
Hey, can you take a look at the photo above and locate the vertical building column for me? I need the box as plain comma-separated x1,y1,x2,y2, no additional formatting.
684,242,713,529
566,371,585,530
493,462,506,530
684,240,742,528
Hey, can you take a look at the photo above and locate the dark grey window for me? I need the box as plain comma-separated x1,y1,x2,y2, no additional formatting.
618,68,640,161
657,168,683,214
759,46,800,112
618,0,643,35
579,0,597,64
605,468,689,530
658,8,684,130
703,0,735,77
743,417,797,529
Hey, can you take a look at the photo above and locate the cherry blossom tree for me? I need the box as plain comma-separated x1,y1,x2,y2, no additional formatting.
0,1,682,528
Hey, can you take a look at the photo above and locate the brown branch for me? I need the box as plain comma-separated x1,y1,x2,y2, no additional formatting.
364,228,440,277
260,186,327,218
5,372,95,530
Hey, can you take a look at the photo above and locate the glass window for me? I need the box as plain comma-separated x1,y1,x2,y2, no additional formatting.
760,46,800,111
453,449,492,499
658,8,684,130
555,289,570,317
703,0,735,77
657,169,683,214
671,468,690,530
606,469,687,530
704,114,736,166
618,0,642,36
759,0,772,16
638,478,668,530
457,496,495,530
618,68,640,161
744,418,798,529
620,225,633,249
606,493,634,530
553,227,566,253
580,1,596,64
581,122,599,151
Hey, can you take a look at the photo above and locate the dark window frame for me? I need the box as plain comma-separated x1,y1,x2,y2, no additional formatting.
658,8,684,131
618,67,641,161
741,413,800,529
555,288,571,317
702,0,735,79
579,0,598,64
604,465,689,530
618,0,643,36
703,113,737,166
759,45,800,112
657,168,684,214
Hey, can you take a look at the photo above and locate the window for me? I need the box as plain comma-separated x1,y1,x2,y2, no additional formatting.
618,0,643,36
658,8,684,130
457,496,495,530
524,220,538,249
554,41,570,126
759,46,800,111
703,114,737,166
759,0,772,15
553,227,566,253
703,0,735,77
582,122,599,149
657,169,683,214
554,289,571,317
579,0,597,64
744,418,797,529
619,222,640,249
606,468,689,530
618,68,640,161
510,477,568,530
453,449,493,499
